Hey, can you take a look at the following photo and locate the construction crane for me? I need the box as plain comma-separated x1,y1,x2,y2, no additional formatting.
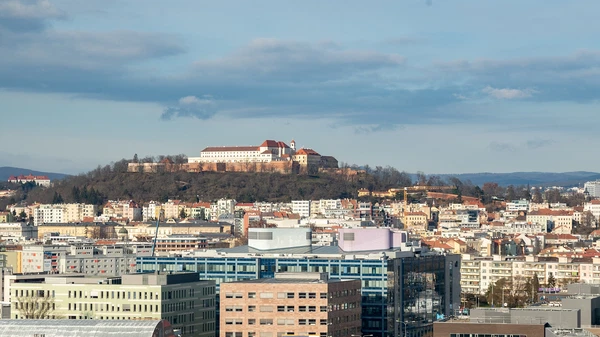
151,209,165,257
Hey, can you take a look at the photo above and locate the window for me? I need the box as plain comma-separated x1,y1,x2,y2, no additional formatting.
248,319,256,325
299,306,307,312
287,292,294,299
299,292,307,299
260,306,273,312
248,292,256,298
278,306,285,312
320,306,327,312
343,233,355,241
320,293,327,299
260,319,273,325
320,319,328,325
299,319,307,325
308,293,316,298
308,306,316,312
260,292,273,299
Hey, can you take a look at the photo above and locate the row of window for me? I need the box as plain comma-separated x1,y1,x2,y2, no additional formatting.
226,290,359,299
224,329,358,337
68,302,158,312
226,303,359,313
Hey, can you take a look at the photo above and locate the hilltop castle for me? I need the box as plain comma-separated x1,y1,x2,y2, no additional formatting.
128,139,338,174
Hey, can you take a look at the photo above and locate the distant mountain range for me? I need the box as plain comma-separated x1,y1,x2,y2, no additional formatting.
433,171,600,187
0,167,69,181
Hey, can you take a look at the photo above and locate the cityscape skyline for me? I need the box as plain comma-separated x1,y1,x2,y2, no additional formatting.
1,1,599,174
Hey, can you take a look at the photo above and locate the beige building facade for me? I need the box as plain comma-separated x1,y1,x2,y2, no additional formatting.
219,273,361,337
9,272,216,337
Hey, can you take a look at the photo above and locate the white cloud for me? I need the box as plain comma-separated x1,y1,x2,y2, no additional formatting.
482,86,537,99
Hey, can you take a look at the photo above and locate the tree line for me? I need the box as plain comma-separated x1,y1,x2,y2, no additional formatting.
0,156,592,212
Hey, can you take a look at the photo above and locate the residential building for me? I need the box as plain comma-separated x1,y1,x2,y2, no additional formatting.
584,180,600,198
138,227,461,337
142,201,161,222
33,205,63,226
506,199,529,212
404,212,428,230
526,209,573,234
219,272,361,337
217,199,236,217
0,222,37,240
292,200,311,218
9,272,216,337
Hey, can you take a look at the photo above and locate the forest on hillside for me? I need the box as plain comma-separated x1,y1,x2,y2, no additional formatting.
0,158,589,212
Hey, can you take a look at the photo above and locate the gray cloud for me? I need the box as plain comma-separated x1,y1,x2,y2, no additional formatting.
526,139,554,149
193,38,405,82
0,0,66,32
161,95,218,120
0,2,600,133
354,124,402,134
489,141,516,152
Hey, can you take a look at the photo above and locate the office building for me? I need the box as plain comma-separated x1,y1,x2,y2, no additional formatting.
219,272,361,337
0,319,177,337
138,227,461,337
9,272,216,337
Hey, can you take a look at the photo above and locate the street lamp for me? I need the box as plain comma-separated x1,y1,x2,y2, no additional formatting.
396,320,409,337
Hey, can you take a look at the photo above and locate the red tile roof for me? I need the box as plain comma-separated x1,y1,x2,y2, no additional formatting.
260,140,279,148
529,209,573,216
295,148,321,156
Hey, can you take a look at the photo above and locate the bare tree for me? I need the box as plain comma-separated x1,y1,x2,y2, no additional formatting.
14,293,57,319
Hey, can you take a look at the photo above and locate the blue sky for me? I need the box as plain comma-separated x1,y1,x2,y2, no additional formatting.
1,0,599,175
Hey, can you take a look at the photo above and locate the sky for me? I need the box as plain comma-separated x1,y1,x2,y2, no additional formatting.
0,0,599,175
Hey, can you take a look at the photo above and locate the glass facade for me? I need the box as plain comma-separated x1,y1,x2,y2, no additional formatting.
137,253,460,337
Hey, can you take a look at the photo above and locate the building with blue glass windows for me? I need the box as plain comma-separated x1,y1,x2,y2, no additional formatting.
137,227,460,337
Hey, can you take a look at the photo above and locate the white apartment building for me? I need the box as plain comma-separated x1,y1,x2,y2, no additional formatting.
33,205,64,226
460,254,600,295
584,200,600,221
318,199,342,214
584,180,600,198
34,203,97,225
142,201,160,222
217,199,235,217
292,200,311,218
506,199,529,212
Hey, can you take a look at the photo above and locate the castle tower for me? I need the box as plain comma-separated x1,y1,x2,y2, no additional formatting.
290,139,296,151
